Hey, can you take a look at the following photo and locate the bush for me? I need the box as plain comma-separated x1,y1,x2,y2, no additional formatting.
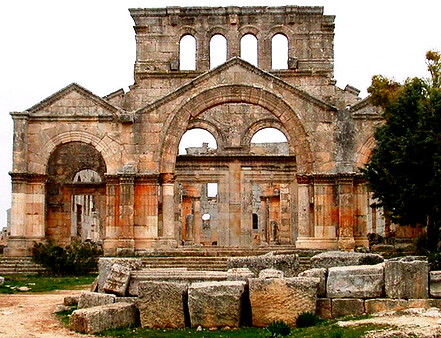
295,312,321,328
265,320,291,337
32,240,103,276
428,252,441,271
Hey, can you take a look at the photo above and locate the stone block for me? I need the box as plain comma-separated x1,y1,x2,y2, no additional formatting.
188,281,246,328
385,257,429,299
103,264,131,296
78,291,116,309
249,277,319,327
0,276,4,286
98,258,142,293
316,298,332,319
227,252,300,277
430,271,441,298
365,299,408,314
63,295,79,307
408,298,441,309
327,264,384,299
311,251,384,269
137,281,188,329
299,268,327,297
331,298,364,318
258,268,284,279
69,302,137,334
226,268,255,281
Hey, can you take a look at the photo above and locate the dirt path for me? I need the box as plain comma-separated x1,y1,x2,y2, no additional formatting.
0,290,95,338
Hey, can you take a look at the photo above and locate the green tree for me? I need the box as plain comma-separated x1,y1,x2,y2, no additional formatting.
362,51,441,252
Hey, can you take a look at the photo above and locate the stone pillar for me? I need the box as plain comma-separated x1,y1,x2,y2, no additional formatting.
103,174,120,255
160,173,178,247
338,175,356,251
229,162,241,246
119,174,135,247
6,173,47,256
295,175,312,248
193,197,201,244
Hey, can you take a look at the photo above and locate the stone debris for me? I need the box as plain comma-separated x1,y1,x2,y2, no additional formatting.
228,252,300,277
327,264,384,298
188,281,246,328
137,281,188,329
299,268,327,297
429,271,441,298
226,268,255,281
385,257,429,299
310,251,384,269
69,302,137,334
0,276,4,286
103,263,132,296
97,258,141,293
249,276,319,327
258,268,284,279
78,291,116,309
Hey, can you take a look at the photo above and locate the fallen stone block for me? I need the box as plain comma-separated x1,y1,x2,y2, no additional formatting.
226,268,255,281
249,277,319,327
0,276,4,286
128,270,227,296
408,298,441,309
63,295,79,307
103,264,131,296
299,268,327,297
228,252,300,277
327,264,384,299
365,299,408,314
331,298,364,318
385,257,429,299
430,271,441,298
188,281,246,328
98,258,142,293
310,251,384,269
78,291,116,309
316,298,332,319
137,281,188,329
69,302,137,334
258,268,284,279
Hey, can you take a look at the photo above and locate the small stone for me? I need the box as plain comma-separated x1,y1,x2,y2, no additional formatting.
18,286,31,292
0,277,4,286
196,325,203,331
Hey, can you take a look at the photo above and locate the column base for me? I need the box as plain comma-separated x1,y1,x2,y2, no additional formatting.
295,237,338,250
354,236,369,248
4,236,45,257
338,236,356,251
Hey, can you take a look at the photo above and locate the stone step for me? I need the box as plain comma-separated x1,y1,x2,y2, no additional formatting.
0,256,45,275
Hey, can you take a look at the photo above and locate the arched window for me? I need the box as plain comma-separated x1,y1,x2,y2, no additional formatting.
240,34,258,66
73,169,102,183
210,34,227,69
272,34,288,69
251,128,288,155
178,128,217,155
180,35,196,70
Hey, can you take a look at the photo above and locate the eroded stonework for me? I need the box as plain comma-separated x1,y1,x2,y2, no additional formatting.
6,5,419,256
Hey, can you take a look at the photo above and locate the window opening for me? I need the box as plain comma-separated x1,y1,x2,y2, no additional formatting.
252,213,259,230
210,34,227,69
240,34,258,66
272,34,288,69
207,183,218,198
178,128,217,155
180,35,196,70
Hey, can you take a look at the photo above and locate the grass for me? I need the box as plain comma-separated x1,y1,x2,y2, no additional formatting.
0,274,96,293
90,321,390,338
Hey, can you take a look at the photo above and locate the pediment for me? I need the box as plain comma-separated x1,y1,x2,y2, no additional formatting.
27,83,121,120
138,57,336,114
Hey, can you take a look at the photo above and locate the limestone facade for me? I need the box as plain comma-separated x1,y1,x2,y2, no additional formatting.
6,6,416,256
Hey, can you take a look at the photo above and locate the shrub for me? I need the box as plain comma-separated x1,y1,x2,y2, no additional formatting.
329,328,344,338
32,240,103,276
295,312,321,328
428,252,441,271
265,320,291,337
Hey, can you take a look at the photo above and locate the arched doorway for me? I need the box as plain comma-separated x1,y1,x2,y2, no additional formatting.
46,142,106,246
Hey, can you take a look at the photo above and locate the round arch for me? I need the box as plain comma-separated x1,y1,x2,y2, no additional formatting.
158,84,313,173
355,136,376,170
30,131,120,175
187,118,227,151
242,119,294,154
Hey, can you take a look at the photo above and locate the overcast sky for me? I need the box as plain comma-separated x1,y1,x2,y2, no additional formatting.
0,0,440,228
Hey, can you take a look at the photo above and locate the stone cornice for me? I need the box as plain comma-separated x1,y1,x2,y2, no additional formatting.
9,172,48,184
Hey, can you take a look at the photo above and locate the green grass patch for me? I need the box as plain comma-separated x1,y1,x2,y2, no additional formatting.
92,322,390,338
0,275,96,293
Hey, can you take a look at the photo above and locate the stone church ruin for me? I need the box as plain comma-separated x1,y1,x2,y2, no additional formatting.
6,5,421,256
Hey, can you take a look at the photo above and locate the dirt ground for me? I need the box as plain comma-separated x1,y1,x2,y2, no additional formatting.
1,290,441,338
0,290,95,338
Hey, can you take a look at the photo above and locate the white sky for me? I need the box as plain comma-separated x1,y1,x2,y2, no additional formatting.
0,0,440,228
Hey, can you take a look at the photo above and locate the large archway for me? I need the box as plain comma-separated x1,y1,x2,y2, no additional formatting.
46,142,107,246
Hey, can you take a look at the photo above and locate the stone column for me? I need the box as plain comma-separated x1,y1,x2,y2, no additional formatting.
295,175,312,248
103,174,120,255
119,174,135,248
229,161,241,246
338,175,356,251
193,196,201,244
6,173,47,256
160,173,178,247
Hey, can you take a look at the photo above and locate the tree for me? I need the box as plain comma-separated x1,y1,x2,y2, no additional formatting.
362,51,441,252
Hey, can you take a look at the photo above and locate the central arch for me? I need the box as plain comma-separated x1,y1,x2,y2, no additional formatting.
159,84,314,174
